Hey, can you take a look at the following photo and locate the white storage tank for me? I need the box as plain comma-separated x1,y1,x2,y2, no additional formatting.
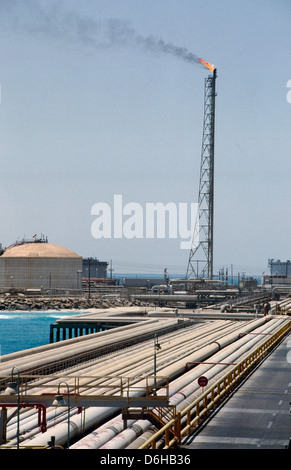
0,240,82,293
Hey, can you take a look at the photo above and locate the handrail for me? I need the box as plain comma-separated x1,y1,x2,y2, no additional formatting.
0,374,170,408
138,319,291,449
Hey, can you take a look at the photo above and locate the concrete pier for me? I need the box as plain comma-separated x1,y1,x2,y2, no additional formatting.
49,319,133,343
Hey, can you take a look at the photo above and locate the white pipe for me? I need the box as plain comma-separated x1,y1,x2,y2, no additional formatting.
100,420,152,449
4,321,228,440
70,318,273,449
87,318,286,449
0,318,179,375
5,408,80,446
69,417,136,450
125,428,158,449
124,318,287,448
4,317,279,449
18,406,118,448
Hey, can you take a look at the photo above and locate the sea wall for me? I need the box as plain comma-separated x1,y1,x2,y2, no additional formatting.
0,293,148,311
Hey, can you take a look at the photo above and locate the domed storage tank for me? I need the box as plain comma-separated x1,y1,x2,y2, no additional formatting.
0,241,82,293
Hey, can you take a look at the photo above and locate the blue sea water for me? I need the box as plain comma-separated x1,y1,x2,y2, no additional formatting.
0,311,82,356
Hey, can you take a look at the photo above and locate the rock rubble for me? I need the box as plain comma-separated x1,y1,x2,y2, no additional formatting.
0,293,148,311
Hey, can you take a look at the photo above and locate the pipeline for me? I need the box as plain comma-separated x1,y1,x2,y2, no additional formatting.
2,316,282,449
6,408,80,446
101,420,153,449
103,318,287,450
1,320,222,446
2,320,236,399
69,317,273,449
0,320,238,447
7,321,228,401
134,318,289,449
0,318,186,381
126,428,158,449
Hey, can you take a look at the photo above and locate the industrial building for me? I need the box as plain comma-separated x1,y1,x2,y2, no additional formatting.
268,259,291,277
262,259,291,289
82,257,108,279
0,237,82,293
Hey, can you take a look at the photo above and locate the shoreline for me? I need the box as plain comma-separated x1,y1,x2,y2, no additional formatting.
0,293,150,312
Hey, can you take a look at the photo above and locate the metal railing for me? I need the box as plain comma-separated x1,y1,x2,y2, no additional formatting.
0,374,169,407
138,319,291,449
0,374,170,446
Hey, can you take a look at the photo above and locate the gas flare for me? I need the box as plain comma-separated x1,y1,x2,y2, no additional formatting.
199,58,215,72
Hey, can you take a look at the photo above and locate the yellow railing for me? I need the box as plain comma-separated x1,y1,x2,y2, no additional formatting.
1,374,169,399
138,319,291,449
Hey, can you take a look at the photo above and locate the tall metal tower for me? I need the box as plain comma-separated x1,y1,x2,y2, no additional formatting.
186,68,217,279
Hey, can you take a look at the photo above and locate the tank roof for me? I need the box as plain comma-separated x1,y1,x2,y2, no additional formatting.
1,243,81,259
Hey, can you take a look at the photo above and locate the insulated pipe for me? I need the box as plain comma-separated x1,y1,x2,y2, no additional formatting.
164,321,286,428
68,415,134,450
157,317,285,404
83,318,264,398
7,321,238,400
76,317,285,450
11,332,236,447
100,420,152,450
8,324,194,446
17,406,120,448
0,318,181,377
67,324,256,449
0,317,173,366
125,428,158,449
0,314,261,380
70,318,273,449
0,315,157,362
148,317,271,390
2,320,235,436
5,316,266,448
69,322,239,394
4,314,278,446
3,322,216,399
170,318,285,405
5,408,80,446
15,324,237,436
120,318,288,449
66,416,136,450
67,321,245,397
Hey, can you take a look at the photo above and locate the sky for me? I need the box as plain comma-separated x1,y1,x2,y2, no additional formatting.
0,0,290,277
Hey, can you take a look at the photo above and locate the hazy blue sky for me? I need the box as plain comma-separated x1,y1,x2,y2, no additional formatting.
0,0,290,276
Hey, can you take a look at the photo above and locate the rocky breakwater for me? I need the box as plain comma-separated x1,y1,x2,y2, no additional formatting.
0,293,148,311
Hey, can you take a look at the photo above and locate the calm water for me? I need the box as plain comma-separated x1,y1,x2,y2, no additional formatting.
0,311,82,356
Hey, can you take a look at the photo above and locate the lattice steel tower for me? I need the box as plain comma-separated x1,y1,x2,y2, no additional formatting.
186,69,217,279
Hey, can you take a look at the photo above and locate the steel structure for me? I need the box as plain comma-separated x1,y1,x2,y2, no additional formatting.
186,69,217,279
1,313,289,449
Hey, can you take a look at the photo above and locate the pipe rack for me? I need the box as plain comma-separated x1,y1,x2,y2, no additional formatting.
0,314,289,449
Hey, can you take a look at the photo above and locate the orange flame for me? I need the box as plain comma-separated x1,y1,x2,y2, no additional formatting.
199,58,215,72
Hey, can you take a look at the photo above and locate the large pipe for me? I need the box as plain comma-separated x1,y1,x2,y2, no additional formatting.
1,326,232,445
7,321,230,400
0,318,180,377
3,317,280,449
118,319,288,449
100,420,152,450
126,429,158,449
2,321,218,445
69,317,273,449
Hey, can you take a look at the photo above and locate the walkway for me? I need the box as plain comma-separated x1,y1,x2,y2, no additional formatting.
182,333,291,449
